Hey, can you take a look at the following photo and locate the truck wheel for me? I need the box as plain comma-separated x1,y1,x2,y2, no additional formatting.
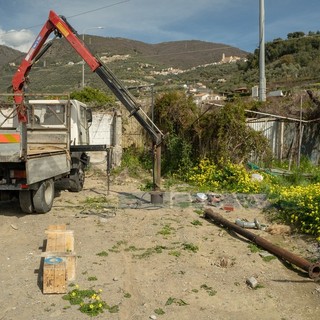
19,190,35,214
69,165,85,192
33,179,54,213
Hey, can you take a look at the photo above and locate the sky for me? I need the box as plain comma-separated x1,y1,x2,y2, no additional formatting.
0,0,320,53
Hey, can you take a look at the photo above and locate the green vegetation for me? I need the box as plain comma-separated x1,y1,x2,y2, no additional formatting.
200,284,217,296
182,243,199,253
168,250,181,257
248,244,262,253
114,141,320,242
62,286,119,316
191,219,203,226
113,145,152,178
4,31,320,96
154,93,271,175
246,32,320,89
70,87,115,108
157,224,175,236
109,240,128,253
165,297,188,306
154,308,165,315
83,196,108,209
133,245,168,259
96,251,108,257
262,255,277,262
269,183,320,241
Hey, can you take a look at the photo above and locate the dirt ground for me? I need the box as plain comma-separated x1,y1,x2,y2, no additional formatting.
0,164,320,320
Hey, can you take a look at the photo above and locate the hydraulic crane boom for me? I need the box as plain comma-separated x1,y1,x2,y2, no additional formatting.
12,10,163,145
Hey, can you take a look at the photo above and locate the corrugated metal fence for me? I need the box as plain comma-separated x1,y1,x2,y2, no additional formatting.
247,115,320,165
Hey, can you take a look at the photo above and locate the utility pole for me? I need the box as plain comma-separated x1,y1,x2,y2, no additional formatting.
82,27,104,88
259,0,266,101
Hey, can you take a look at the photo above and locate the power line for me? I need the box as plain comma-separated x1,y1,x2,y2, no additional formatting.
21,0,131,31
68,0,131,19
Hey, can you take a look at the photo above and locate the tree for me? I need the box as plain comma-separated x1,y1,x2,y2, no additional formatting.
154,90,197,135
70,87,115,108
154,91,271,173
213,101,271,164
154,90,198,174
287,32,305,39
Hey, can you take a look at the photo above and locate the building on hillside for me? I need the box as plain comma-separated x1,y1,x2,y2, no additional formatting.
193,93,210,105
192,92,225,106
252,86,285,99
267,90,285,97
220,53,241,64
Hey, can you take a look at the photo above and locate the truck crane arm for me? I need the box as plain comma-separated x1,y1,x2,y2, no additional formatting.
12,10,163,145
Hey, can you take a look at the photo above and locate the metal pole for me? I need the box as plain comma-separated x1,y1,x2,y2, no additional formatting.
154,141,161,190
126,84,160,190
297,95,303,167
82,27,104,88
106,148,111,195
151,85,157,190
82,33,85,88
204,208,320,280
259,0,266,101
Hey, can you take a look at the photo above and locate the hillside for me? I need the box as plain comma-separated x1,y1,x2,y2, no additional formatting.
2,33,320,97
0,37,248,93
8,36,247,69
0,45,23,68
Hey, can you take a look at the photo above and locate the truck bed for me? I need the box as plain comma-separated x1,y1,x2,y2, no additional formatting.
0,127,71,185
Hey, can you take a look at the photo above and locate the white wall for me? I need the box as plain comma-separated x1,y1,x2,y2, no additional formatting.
89,113,114,146
89,111,122,167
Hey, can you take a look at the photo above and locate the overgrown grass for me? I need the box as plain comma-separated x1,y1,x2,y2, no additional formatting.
184,158,320,242
112,146,152,178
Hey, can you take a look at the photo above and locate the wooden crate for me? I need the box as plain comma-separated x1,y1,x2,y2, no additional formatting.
42,225,76,294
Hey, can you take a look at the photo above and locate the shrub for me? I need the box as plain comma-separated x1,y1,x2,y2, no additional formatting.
270,183,320,240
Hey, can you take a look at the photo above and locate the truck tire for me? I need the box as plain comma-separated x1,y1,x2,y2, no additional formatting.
69,165,85,192
19,190,35,214
33,179,54,213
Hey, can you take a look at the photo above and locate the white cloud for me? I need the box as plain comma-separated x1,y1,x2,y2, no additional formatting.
0,29,35,52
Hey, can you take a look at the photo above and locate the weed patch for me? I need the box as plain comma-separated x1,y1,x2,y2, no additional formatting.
182,242,199,253
62,286,119,317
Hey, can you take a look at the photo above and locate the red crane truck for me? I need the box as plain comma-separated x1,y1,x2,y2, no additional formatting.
0,10,163,213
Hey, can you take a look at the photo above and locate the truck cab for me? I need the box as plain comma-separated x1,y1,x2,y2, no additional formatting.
28,99,92,146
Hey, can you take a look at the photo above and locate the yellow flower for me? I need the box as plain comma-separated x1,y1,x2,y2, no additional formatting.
90,304,94,309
